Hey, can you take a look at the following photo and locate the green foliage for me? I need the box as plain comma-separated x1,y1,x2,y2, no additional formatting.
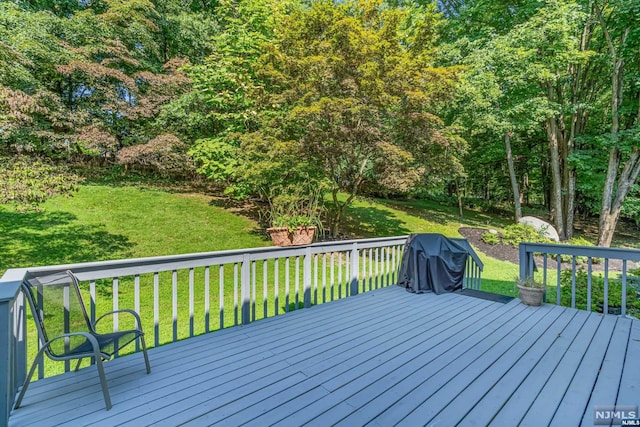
502,224,550,246
516,276,545,289
0,156,81,211
481,231,500,245
559,269,640,318
188,0,466,235
268,187,324,233
558,236,598,264
116,134,195,178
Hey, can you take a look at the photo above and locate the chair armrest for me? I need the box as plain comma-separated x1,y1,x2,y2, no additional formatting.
43,331,107,360
94,309,144,332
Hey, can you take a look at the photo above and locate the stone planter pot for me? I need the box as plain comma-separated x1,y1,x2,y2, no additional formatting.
517,284,545,306
267,226,316,247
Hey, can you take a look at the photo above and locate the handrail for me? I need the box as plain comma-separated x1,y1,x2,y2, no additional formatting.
23,236,410,282
451,238,484,271
519,242,639,319
520,242,640,261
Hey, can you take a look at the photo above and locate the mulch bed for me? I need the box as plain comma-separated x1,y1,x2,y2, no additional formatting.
459,227,520,265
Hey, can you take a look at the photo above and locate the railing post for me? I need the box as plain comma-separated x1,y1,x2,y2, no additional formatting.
0,298,14,426
241,254,251,325
350,243,359,296
519,243,532,280
303,247,312,308
1,271,26,427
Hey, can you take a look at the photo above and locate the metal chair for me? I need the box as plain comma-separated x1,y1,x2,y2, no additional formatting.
14,270,151,410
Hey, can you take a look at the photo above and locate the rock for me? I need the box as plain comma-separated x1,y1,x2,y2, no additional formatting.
488,229,498,234
518,216,560,242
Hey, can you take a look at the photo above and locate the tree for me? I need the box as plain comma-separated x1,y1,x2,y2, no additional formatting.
0,0,192,166
189,0,465,236
594,0,640,246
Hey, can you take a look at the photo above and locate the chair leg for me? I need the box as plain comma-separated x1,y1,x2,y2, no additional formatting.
94,356,112,410
14,348,46,409
140,334,151,374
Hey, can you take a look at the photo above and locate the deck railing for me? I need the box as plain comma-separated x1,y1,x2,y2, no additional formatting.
0,235,482,424
519,242,640,318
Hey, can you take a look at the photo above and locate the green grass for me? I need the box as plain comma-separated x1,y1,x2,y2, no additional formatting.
0,184,270,273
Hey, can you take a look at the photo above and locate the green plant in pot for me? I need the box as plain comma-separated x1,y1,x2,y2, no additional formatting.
266,189,323,246
516,276,545,306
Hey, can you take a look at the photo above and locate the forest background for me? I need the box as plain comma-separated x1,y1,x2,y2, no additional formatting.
1,0,640,247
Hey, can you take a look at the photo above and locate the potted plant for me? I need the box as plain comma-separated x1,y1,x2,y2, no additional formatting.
265,190,323,247
267,214,317,246
516,276,545,306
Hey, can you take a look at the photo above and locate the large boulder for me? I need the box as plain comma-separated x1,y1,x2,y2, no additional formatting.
518,216,560,242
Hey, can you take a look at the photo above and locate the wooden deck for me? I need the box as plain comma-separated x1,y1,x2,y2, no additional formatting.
9,285,640,426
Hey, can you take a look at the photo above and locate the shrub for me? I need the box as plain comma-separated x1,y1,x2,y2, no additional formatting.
559,269,640,317
0,156,81,211
117,134,195,178
481,232,500,245
559,236,599,264
502,224,551,246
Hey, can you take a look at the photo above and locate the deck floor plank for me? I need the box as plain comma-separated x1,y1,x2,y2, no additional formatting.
8,285,638,427
460,309,590,426
316,302,528,427
578,317,632,426
242,298,508,426
370,304,548,427
88,290,466,427
430,308,580,425
19,289,417,426
616,318,640,408
544,313,623,426
395,305,567,426
517,314,617,427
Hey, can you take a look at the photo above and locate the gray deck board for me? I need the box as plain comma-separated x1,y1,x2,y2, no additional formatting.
460,309,590,426
548,315,621,426
395,305,567,426
579,317,632,426
617,319,640,408
8,285,639,427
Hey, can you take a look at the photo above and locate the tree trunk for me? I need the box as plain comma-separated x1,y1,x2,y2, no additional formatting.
598,148,620,246
330,188,343,238
504,132,522,222
595,13,632,247
565,171,575,240
546,117,565,239
598,149,640,247
455,179,463,218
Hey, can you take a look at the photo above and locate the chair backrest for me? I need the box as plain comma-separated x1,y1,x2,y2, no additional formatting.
22,270,93,358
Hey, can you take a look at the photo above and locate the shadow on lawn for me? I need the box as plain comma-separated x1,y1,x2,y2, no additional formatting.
341,205,412,237
381,200,509,229
0,210,133,271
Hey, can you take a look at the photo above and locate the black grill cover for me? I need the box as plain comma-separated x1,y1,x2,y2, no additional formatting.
398,234,468,294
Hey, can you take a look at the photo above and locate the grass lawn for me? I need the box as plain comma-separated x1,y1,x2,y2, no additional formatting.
0,184,271,274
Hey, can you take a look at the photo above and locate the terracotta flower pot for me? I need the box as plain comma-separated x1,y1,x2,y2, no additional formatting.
267,226,316,247
517,284,545,306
